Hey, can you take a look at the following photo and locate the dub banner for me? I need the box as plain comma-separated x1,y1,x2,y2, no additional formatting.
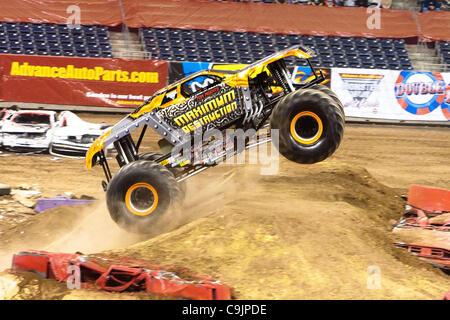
331,68,450,122
0,54,168,108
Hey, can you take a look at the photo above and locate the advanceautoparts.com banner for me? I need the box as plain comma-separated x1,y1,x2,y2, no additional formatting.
331,68,450,122
0,54,168,108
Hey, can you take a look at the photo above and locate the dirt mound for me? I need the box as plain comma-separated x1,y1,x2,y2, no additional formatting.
1,122,449,299
100,161,448,299
1,161,448,299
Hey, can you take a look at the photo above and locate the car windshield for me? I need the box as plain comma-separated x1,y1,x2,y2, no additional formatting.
14,113,51,125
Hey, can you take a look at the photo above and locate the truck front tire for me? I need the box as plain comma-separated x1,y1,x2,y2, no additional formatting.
106,160,182,234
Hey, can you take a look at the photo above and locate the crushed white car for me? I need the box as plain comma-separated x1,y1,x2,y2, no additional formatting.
1,110,56,152
0,109,112,157
49,111,111,158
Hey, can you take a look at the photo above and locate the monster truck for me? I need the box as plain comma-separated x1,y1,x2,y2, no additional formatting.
85,45,345,233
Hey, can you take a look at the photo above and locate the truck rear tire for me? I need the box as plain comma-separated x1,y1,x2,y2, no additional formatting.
106,160,182,234
270,88,344,164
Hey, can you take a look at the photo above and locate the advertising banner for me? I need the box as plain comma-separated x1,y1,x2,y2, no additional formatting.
331,68,450,122
0,54,168,108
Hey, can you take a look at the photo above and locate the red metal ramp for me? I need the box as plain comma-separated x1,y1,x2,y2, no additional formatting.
11,250,231,300
408,185,450,213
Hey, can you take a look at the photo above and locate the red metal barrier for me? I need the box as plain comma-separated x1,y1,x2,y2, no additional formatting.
395,208,450,231
407,185,450,214
11,250,231,300
394,185,450,274
395,243,450,270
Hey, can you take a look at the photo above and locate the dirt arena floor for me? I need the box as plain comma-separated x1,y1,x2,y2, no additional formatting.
0,113,449,299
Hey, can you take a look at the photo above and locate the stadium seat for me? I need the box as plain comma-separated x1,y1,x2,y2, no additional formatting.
436,41,450,68
140,27,417,70
0,22,112,58
0,20,419,71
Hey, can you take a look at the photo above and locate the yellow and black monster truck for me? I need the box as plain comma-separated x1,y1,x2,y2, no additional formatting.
86,45,345,233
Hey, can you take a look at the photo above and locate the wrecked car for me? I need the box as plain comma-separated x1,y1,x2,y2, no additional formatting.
0,110,111,156
1,110,56,152
49,111,112,158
